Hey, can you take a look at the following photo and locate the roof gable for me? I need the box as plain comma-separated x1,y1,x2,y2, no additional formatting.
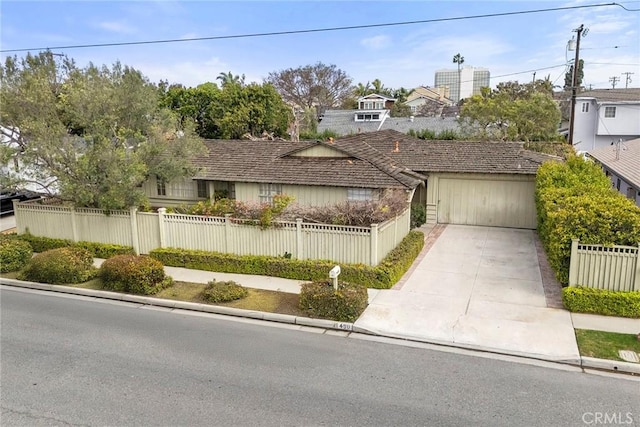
282,143,349,158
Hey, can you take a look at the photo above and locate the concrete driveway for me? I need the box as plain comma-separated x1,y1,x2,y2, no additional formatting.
355,225,580,363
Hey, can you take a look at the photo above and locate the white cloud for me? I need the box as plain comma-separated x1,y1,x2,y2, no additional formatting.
97,21,137,35
360,35,391,50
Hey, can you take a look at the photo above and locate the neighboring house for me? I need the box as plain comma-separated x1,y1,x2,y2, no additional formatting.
587,137,640,206
571,88,640,152
143,136,426,208
0,125,52,193
317,110,461,136
145,129,555,230
357,93,396,110
404,86,454,116
339,130,556,229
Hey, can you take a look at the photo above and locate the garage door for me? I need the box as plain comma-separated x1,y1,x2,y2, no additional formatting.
437,177,536,229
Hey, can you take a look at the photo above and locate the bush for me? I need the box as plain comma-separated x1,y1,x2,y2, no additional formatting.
535,156,640,284
562,287,640,318
100,255,172,295
201,280,248,303
0,239,33,272
299,281,368,322
411,204,426,228
19,247,96,284
150,230,424,289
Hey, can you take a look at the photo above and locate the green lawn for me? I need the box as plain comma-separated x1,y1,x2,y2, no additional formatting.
575,329,640,362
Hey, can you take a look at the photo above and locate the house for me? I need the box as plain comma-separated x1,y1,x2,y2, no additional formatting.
571,88,640,152
587,137,640,206
142,136,426,208
145,129,555,230
338,130,556,229
404,86,454,116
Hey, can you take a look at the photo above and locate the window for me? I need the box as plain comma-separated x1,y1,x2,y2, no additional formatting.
627,187,636,200
259,183,282,203
604,106,616,118
197,180,209,198
355,113,381,122
374,101,384,109
156,177,166,196
581,102,589,113
347,188,373,201
363,101,373,109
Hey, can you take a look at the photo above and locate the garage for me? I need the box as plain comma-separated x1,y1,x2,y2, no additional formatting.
430,173,537,229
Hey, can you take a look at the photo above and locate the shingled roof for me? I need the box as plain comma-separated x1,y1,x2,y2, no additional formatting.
193,138,425,190
587,138,640,189
335,129,557,175
576,88,640,103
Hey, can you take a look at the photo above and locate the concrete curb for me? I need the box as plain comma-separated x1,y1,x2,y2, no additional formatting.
2,278,638,376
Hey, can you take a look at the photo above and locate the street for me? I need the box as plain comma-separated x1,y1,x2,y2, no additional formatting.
1,286,638,427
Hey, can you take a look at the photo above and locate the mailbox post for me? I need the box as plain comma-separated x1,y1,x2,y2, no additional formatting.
329,265,341,291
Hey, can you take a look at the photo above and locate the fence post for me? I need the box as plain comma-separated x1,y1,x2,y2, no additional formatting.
129,207,140,255
70,206,79,242
633,244,640,292
296,218,303,260
224,214,232,253
568,238,579,286
370,224,379,266
158,208,166,248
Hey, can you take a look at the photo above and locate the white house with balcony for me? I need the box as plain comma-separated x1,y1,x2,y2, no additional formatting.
572,88,640,152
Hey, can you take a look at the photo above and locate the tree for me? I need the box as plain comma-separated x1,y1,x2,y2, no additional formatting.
453,53,465,102
216,71,245,88
266,62,353,112
159,82,220,138
459,80,561,142
564,59,584,91
0,52,205,210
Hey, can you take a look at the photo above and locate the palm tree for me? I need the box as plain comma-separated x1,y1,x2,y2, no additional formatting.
216,71,245,87
354,81,372,96
452,53,464,102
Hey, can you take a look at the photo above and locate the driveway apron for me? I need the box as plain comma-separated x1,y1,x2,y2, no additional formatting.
355,225,580,363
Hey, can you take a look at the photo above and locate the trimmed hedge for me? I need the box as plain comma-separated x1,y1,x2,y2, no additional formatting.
0,233,134,258
100,255,173,295
202,280,248,303
150,230,425,289
0,239,33,273
299,281,368,322
535,156,640,284
562,287,640,318
19,247,97,284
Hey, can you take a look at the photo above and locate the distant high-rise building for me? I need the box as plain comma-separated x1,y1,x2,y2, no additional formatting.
434,66,490,102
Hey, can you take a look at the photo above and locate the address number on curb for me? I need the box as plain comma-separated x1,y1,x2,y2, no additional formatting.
336,322,353,331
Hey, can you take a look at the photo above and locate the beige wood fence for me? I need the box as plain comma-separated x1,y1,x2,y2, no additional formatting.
569,239,640,292
13,200,410,266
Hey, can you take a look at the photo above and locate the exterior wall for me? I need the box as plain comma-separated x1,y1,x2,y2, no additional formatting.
143,176,204,207
606,170,640,207
573,99,640,152
290,145,349,157
14,202,411,266
234,182,260,202
425,173,537,229
281,185,347,205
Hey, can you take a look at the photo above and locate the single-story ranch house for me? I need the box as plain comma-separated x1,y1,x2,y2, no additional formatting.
143,130,557,229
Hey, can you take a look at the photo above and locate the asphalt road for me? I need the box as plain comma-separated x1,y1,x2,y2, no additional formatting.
1,287,638,427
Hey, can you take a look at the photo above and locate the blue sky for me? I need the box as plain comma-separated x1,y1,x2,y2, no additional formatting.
1,1,639,91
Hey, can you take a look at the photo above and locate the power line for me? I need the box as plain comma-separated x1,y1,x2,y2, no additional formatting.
0,2,630,53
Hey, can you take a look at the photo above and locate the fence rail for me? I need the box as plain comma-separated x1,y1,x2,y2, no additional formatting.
569,239,640,292
13,200,409,266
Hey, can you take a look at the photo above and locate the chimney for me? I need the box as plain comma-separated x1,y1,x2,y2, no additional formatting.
393,141,400,152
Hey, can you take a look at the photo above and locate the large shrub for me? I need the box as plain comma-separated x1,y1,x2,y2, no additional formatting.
100,255,172,295
562,287,640,318
535,156,640,284
201,280,248,303
0,239,33,272
299,281,368,322
19,247,96,284
411,204,426,229
151,230,424,289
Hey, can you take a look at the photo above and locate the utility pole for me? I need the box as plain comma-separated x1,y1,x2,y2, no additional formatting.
609,76,620,88
568,24,586,146
621,72,634,88
532,71,536,84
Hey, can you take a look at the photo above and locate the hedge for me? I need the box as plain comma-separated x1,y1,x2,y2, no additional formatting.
19,247,97,284
0,239,33,273
299,281,368,322
150,230,425,289
562,287,640,318
0,233,134,258
535,156,640,284
100,255,173,295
